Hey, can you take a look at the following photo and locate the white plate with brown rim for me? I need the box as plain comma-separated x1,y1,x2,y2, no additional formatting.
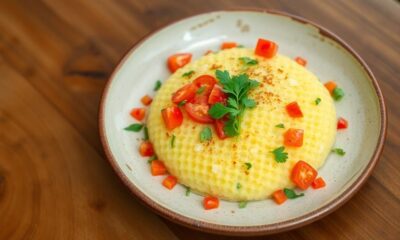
99,9,386,236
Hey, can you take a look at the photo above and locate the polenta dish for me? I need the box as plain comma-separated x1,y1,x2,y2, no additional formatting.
125,38,348,210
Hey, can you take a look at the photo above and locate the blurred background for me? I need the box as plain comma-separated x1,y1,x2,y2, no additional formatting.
0,0,398,239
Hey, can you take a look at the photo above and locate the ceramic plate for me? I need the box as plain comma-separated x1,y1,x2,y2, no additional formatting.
99,10,386,236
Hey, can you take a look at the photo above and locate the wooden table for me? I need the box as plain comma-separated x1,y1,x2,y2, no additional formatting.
0,0,399,239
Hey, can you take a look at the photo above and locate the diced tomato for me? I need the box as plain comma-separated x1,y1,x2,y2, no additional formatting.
184,103,213,123
151,160,167,176
295,57,307,66
272,189,287,205
161,107,183,130
214,119,227,139
162,175,177,190
311,177,326,189
208,84,227,105
324,81,337,95
171,83,198,104
284,128,304,147
167,53,192,73
193,75,217,95
191,94,209,105
204,50,213,55
203,196,219,210
337,117,348,129
291,161,318,190
285,101,303,118
255,38,278,58
141,95,153,106
221,42,237,49
130,108,146,121
139,141,154,157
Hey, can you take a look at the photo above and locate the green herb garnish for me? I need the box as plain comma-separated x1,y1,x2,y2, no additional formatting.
272,146,288,163
196,86,206,94
239,57,258,66
332,87,344,101
237,45,244,48
178,100,187,107
284,188,304,199
236,182,242,190
154,80,162,91
238,201,247,208
275,123,285,128
315,97,321,105
200,127,212,142
170,134,176,148
185,186,191,196
124,123,143,132
147,155,157,163
143,126,149,140
208,70,259,137
331,148,346,156
244,162,252,170
182,70,195,78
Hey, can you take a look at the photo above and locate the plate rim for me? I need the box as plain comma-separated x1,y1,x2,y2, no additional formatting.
98,9,387,236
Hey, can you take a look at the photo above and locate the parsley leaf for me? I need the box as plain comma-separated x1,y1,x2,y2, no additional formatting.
272,146,288,163
209,103,238,119
332,87,344,101
244,162,252,170
170,134,176,148
185,186,191,196
331,148,346,156
200,127,212,142
154,80,162,91
284,188,304,199
241,97,256,108
237,44,244,48
239,57,258,66
315,97,321,105
275,123,285,128
147,155,157,163
236,182,242,190
209,70,260,137
182,70,195,78
143,126,149,140
196,86,206,94
238,201,247,208
124,123,143,132
224,117,240,137
178,100,187,107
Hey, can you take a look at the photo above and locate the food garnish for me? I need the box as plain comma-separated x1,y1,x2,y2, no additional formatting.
337,117,348,129
141,95,153,106
283,188,304,199
161,107,183,130
311,177,326,189
331,148,346,156
162,175,177,190
182,70,195,78
154,80,162,91
294,57,307,66
208,70,259,137
272,146,288,163
130,108,146,121
291,160,317,190
255,38,278,58
167,53,192,73
283,128,304,147
203,196,219,210
151,160,167,176
315,97,321,105
200,127,212,142
221,42,237,49
139,141,154,157
124,123,143,132
272,189,287,205
286,101,303,118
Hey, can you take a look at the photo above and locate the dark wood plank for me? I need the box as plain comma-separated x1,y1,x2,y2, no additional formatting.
0,0,398,239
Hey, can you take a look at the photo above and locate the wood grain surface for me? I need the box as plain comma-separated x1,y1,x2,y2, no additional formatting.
0,0,398,239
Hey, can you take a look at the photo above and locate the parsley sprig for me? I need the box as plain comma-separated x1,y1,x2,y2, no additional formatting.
272,146,288,163
208,70,259,137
